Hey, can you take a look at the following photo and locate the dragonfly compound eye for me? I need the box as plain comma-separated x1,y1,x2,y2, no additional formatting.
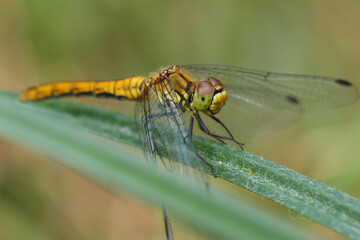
193,81,215,111
208,77,223,90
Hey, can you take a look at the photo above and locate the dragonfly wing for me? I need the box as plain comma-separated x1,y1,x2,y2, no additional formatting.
135,77,208,240
135,77,207,177
182,64,358,136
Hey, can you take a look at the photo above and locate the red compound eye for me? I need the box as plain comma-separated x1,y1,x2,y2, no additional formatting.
208,77,223,87
197,81,214,96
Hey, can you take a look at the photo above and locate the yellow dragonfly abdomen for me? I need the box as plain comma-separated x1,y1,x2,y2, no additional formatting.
19,76,146,101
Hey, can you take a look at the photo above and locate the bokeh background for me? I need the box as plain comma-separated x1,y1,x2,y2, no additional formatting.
1,0,360,239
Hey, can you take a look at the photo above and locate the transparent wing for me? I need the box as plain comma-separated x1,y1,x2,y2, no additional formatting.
134,77,209,240
135,77,207,177
182,64,358,136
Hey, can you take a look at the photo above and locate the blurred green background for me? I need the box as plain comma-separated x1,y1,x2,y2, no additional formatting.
1,0,360,239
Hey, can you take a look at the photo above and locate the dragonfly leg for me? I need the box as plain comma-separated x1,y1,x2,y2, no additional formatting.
210,115,236,139
210,115,245,149
189,116,217,178
194,113,245,150
162,206,174,240
142,94,175,240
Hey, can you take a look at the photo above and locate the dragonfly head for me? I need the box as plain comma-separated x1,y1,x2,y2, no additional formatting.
193,77,228,115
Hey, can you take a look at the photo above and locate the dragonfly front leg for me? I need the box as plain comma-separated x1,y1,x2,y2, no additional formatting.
194,113,245,150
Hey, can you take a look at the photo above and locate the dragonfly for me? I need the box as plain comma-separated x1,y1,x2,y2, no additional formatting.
19,64,358,239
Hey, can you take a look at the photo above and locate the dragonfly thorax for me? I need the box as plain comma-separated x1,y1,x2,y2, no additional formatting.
193,77,228,116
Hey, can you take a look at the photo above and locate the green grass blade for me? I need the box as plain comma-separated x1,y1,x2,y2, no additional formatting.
20,94,360,239
0,90,313,240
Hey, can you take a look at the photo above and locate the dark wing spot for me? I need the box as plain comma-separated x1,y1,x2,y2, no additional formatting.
201,97,205,101
286,95,299,105
335,79,353,86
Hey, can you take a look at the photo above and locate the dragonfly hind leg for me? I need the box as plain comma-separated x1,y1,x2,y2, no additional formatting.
162,206,174,240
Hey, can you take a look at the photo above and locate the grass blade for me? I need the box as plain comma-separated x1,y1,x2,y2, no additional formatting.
19,94,360,239
0,90,313,240
3,90,359,239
